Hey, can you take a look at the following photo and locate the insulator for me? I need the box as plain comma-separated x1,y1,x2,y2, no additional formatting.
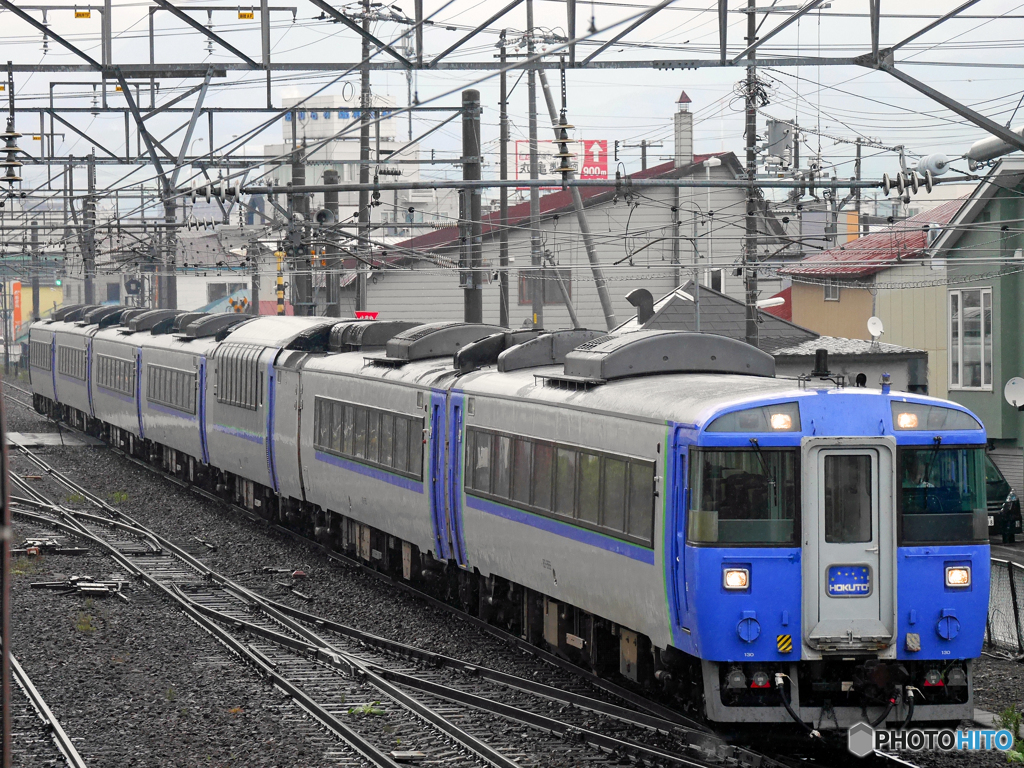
881,173,892,196
895,173,905,195
908,171,919,195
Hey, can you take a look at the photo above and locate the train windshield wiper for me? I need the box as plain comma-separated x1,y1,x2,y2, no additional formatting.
749,437,778,506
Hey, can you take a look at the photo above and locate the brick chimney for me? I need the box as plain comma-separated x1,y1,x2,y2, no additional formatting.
674,90,693,168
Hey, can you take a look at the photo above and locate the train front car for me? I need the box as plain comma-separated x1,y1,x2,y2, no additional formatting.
690,386,988,729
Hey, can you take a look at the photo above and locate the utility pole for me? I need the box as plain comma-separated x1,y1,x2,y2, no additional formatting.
498,33,510,327
527,0,543,330
30,220,39,321
323,168,341,317
250,245,261,315
84,150,96,305
743,0,759,348
855,137,863,234
462,89,483,323
622,139,664,172
356,0,371,314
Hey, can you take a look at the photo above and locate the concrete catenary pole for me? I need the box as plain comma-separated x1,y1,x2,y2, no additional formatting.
84,149,96,305
537,69,616,330
462,89,483,323
356,0,371,313
323,168,341,317
743,0,759,348
498,36,510,327
526,0,543,329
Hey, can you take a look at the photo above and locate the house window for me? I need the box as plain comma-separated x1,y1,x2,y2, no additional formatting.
949,288,992,390
708,269,724,293
518,268,572,305
107,282,121,302
824,281,840,301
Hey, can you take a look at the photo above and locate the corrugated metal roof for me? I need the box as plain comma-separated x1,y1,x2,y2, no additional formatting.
781,197,966,278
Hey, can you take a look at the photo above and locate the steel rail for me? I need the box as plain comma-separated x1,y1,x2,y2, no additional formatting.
9,446,526,768
7,651,89,768
9,503,402,768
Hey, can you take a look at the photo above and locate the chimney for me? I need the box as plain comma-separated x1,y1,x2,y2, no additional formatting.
674,90,693,168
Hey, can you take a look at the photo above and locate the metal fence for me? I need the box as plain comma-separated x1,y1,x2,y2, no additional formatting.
987,558,1024,654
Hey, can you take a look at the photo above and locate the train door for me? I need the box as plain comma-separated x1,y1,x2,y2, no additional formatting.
134,348,145,438
197,357,210,464
669,428,688,623
429,391,451,561
446,396,467,566
802,437,896,654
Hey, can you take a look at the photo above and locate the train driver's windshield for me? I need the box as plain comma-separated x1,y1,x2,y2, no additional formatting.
898,446,987,543
687,448,799,545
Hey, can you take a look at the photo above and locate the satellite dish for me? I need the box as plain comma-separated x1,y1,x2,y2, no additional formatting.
867,316,884,339
1005,377,1024,411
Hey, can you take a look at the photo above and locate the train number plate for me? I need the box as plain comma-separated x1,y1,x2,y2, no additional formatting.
827,565,871,597
988,516,995,527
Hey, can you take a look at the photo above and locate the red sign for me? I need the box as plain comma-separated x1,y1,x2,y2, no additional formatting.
579,140,608,180
355,311,379,320
11,282,21,335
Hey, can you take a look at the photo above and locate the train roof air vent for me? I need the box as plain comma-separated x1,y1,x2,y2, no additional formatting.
48,304,86,322
330,320,424,352
172,312,207,332
78,305,125,326
552,330,776,384
383,322,505,363
126,309,181,333
454,330,543,373
182,314,250,339
496,329,605,373
117,308,150,326
61,304,101,323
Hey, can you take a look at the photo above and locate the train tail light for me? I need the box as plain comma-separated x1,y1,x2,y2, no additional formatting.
923,669,944,687
947,667,968,687
750,671,771,688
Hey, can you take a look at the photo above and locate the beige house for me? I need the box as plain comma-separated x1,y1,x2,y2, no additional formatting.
780,199,965,398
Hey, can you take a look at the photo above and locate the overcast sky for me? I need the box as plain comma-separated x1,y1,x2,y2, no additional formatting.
5,0,1024,209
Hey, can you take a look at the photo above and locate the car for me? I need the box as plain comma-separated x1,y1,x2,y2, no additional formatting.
986,455,1022,544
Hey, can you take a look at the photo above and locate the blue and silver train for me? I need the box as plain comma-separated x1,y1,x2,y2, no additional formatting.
28,304,990,730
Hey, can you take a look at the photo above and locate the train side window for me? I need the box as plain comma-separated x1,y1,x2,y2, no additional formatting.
409,418,423,474
554,448,577,517
472,430,492,494
532,442,554,512
379,413,394,467
352,407,368,459
366,411,380,464
627,461,655,542
512,438,533,506
492,435,512,498
601,457,628,532
394,417,410,473
327,402,341,452
578,452,601,524
342,405,355,455
316,399,330,448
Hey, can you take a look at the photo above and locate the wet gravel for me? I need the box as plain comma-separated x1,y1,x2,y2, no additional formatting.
5,392,1024,768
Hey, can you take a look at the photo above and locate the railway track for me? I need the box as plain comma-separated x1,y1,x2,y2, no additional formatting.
3,382,925,768
7,436,787,768
8,648,88,768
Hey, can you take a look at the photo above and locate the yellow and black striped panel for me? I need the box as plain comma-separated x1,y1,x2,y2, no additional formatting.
777,634,793,653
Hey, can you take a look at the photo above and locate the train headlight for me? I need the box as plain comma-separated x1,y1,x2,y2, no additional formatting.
769,412,793,430
945,566,971,587
723,568,749,590
895,411,919,429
